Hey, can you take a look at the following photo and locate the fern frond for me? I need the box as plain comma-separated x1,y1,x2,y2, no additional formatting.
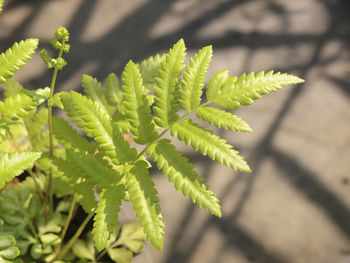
60,92,84,127
92,185,124,251
52,116,96,153
0,39,39,84
205,70,229,101
139,54,166,90
147,139,221,217
121,61,158,144
73,181,96,214
126,161,164,250
69,91,135,164
0,152,41,189
0,93,36,122
23,108,48,139
154,39,186,128
105,73,122,105
112,111,131,134
171,119,250,172
66,149,120,189
179,45,212,111
4,79,23,98
82,74,114,115
196,107,252,132
212,71,304,110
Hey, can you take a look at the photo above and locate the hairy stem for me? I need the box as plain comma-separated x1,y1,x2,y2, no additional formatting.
50,212,93,262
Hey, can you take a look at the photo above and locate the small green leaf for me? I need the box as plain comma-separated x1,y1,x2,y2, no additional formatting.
4,79,22,98
196,107,252,132
72,239,95,261
107,247,133,263
0,152,41,189
116,221,146,253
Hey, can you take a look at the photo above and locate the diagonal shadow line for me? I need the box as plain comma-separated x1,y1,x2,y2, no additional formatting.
270,148,350,238
325,75,350,98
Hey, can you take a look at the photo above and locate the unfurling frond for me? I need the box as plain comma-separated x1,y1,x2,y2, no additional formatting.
196,107,252,132
66,149,120,189
171,119,250,172
126,161,164,250
0,39,39,84
82,74,114,115
180,45,212,111
0,152,41,189
52,116,96,153
154,39,186,128
121,61,158,144
211,71,304,110
139,54,166,90
147,139,221,217
93,185,125,251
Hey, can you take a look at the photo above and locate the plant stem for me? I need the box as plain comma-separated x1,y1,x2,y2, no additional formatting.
60,194,77,241
46,39,66,209
50,212,93,262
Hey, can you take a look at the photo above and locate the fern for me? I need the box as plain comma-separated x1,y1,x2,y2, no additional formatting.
139,54,166,91
208,71,304,110
147,139,221,217
105,73,122,105
4,79,23,98
153,39,186,128
0,39,39,84
171,119,251,172
196,107,252,132
69,91,136,165
92,185,124,251
65,149,120,189
126,161,164,250
52,116,96,153
121,61,158,144
0,93,37,122
82,74,114,115
0,152,41,189
179,45,212,111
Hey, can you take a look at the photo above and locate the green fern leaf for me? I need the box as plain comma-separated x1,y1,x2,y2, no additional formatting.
92,185,124,251
196,107,252,132
112,111,131,134
4,79,23,98
60,92,85,127
205,70,229,101
154,39,186,128
0,93,36,122
47,155,80,183
66,149,120,189
126,161,164,250
105,73,122,104
82,74,114,115
23,108,48,139
69,91,136,164
147,139,221,217
0,39,39,84
121,61,158,144
74,181,96,214
0,152,41,189
179,45,212,111
139,54,166,90
212,71,304,110
52,116,96,153
171,119,250,172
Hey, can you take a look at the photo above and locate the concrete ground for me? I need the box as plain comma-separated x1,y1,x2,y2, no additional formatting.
1,0,350,262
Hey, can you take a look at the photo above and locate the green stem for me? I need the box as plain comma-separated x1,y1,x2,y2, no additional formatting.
46,39,66,207
60,194,77,241
50,212,94,262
